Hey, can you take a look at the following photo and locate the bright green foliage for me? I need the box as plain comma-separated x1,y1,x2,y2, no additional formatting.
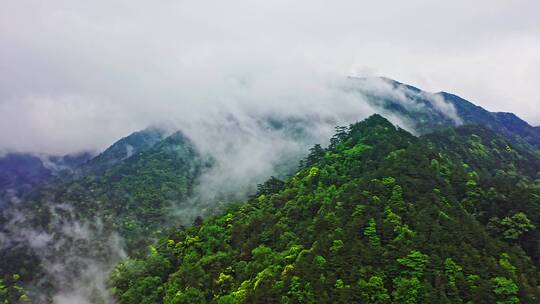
108,115,540,303
334,279,348,289
364,218,381,246
358,275,390,304
492,277,519,304
397,250,428,278
314,255,326,267
344,143,371,156
500,212,535,241
330,240,345,253
444,258,463,289
287,276,315,303
382,177,396,186
384,207,415,244
166,287,206,304
308,166,320,178
468,134,490,158
498,254,517,278
391,277,421,304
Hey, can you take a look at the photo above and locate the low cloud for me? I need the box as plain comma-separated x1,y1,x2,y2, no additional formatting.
1,2,539,303
1,202,126,303
1,1,539,155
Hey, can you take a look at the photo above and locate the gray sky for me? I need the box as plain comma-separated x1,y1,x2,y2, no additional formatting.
1,0,539,154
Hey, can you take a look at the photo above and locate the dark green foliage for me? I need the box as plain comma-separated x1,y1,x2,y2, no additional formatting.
252,177,285,198
39,131,204,251
5,78,540,304
80,127,166,175
0,130,205,302
111,115,540,303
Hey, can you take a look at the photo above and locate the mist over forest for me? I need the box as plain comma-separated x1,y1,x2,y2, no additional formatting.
1,1,540,303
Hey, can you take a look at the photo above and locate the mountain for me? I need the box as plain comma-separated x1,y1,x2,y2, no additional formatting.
0,152,93,209
70,130,205,250
111,115,540,303
0,154,53,204
350,77,540,148
440,93,540,148
78,127,167,176
0,130,204,303
2,77,540,303
0,127,167,220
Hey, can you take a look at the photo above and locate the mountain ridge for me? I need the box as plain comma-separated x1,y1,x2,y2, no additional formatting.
1,78,540,303
110,114,540,303
349,77,540,149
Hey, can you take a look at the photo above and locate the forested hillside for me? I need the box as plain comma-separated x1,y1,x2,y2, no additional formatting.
111,115,540,303
0,152,93,210
0,131,205,303
2,79,540,303
79,127,167,176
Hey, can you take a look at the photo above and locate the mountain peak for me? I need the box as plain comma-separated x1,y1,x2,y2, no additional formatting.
80,127,167,174
346,78,540,148
359,113,396,128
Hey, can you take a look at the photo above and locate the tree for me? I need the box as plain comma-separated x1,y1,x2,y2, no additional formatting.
358,275,390,304
444,258,463,289
392,277,421,304
254,176,285,197
364,218,381,246
500,212,535,241
166,287,206,304
492,277,519,304
329,126,349,149
397,250,429,278
304,144,326,168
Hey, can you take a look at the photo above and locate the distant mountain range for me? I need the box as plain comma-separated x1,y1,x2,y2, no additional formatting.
0,151,94,209
349,77,540,147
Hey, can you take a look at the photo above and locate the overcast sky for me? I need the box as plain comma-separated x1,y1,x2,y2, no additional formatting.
1,0,539,154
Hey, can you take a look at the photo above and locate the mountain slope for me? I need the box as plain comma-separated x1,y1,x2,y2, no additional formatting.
0,127,164,212
440,92,540,148
0,154,53,206
44,131,203,244
0,131,205,302
0,152,93,210
350,77,540,148
2,78,540,303
79,127,167,176
111,115,540,303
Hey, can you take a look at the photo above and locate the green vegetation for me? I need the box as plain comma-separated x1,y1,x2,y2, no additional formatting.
110,115,540,303
0,131,206,301
0,275,29,303
40,131,204,250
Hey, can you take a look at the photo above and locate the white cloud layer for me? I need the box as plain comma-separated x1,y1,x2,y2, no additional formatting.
1,0,539,154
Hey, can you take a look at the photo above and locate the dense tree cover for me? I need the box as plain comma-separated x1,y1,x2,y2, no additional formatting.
110,115,540,303
39,130,204,243
0,131,206,301
78,127,166,175
50,131,206,249
3,78,540,303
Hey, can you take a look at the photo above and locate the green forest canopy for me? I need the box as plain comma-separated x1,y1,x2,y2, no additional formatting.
110,115,540,304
